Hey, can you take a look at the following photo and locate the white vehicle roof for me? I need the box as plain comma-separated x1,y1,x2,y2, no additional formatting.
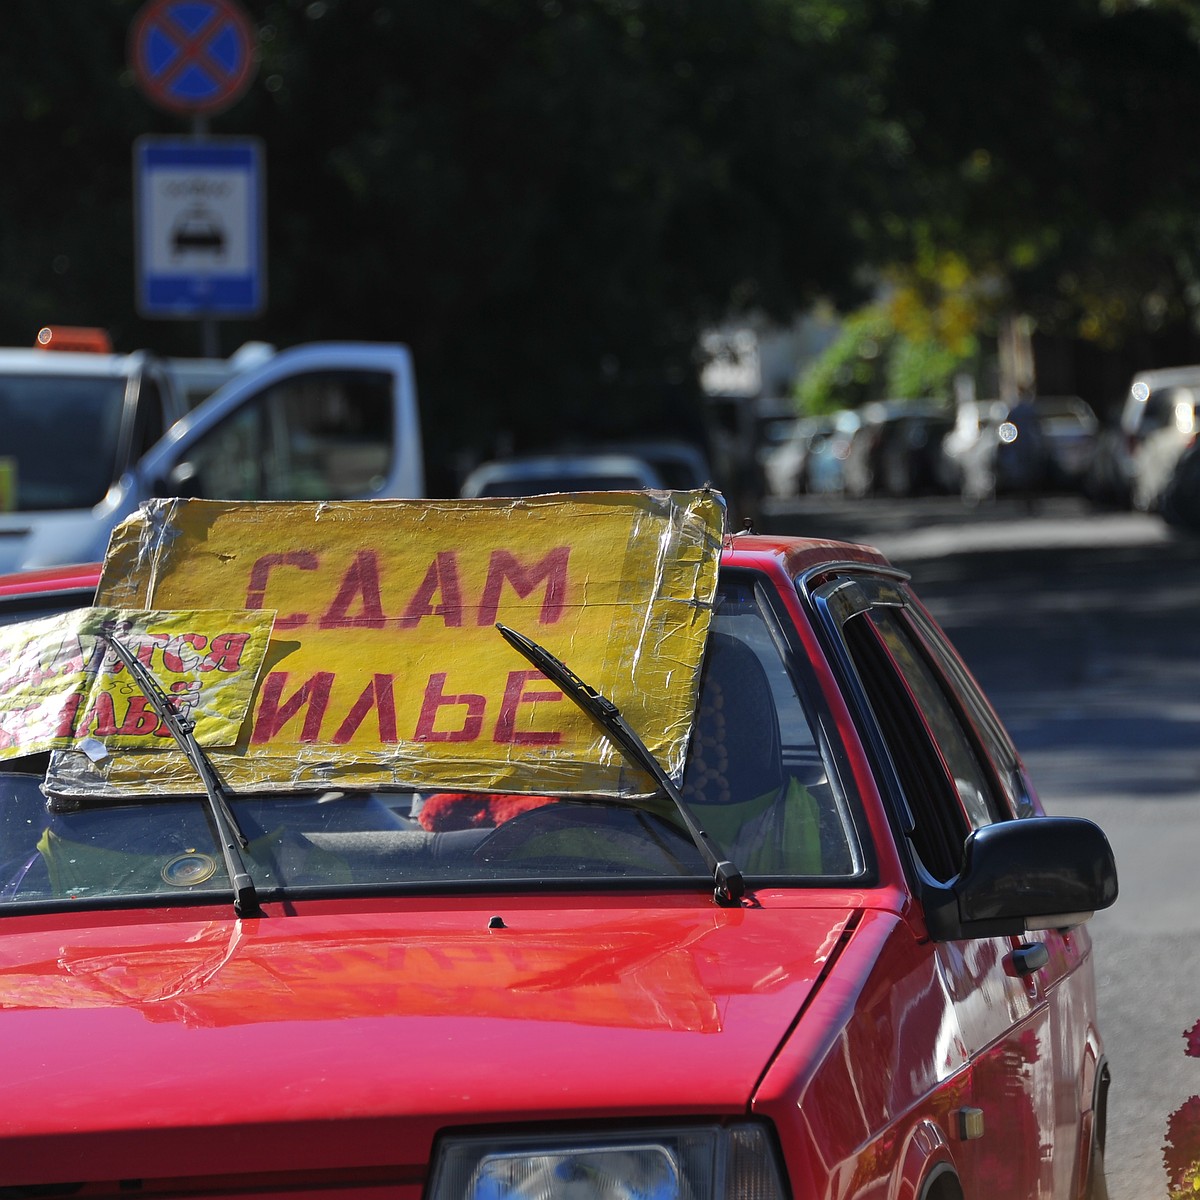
1128,365,1200,390
0,348,146,378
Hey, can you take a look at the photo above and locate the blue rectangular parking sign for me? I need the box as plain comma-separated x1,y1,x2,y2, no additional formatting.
134,136,265,318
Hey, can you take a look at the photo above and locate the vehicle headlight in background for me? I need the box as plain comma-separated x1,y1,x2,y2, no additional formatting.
426,1124,788,1200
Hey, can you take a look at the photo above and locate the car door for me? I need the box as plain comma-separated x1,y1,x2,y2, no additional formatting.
135,343,424,506
816,573,1058,1196
902,599,1101,1200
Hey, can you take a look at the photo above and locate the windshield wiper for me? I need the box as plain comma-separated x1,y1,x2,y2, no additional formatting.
103,634,261,917
496,623,745,906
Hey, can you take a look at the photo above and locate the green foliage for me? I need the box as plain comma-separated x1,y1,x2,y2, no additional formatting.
795,287,978,414
794,309,893,414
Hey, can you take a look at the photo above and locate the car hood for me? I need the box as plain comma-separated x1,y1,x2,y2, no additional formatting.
0,507,115,573
1,896,854,1183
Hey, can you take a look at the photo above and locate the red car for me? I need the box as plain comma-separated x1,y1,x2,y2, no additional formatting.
0,525,1116,1199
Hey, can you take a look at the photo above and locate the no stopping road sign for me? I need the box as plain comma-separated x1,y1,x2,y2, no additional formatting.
130,0,257,116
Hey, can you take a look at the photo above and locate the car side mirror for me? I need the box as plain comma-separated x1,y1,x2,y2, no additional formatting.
923,815,1118,942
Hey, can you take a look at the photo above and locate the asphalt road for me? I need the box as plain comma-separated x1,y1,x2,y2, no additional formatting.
761,493,1200,1200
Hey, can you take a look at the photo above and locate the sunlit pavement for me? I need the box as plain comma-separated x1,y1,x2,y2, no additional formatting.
759,493,1178,562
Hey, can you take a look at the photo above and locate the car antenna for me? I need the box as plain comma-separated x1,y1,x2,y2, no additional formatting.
103,632,261,918
495,622,746,906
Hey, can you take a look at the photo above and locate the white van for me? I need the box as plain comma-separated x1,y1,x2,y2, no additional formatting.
1120,365,1200,511
0,337,422,570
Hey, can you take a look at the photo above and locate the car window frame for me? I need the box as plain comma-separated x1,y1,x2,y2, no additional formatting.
804,568,1015,889
712,566,877,886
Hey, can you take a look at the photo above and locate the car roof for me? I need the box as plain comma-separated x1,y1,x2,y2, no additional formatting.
1129,365,1200,390
0,349,143,377
460,452,666,497
0,534,892,603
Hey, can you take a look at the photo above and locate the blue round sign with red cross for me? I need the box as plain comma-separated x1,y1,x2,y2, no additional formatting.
130,0,257,116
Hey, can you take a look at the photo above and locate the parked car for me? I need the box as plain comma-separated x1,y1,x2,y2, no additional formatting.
803,408,860,494
1082,421,1135,510
1035,395,1101,489
460,452,664,497
1119,366,1200,511
587,439,713,491
1159,435,1200,531
841,402,955,499
0,333,423,571
760,415,833,498
0,493,1116,1198
858,405,956,499
945,397,1052,504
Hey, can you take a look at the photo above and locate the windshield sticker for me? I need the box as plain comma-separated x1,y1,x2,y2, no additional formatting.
49,493,724,798
5,608,275,761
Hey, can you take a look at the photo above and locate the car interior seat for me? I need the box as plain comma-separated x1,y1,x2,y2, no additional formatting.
682,631,783,808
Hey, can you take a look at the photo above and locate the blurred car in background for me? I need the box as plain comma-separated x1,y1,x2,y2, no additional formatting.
803,409,860,494
842,402,953,499
1159,435,1200,531
1036,395,1100,489
589,439,713,491
1082,422,1135,509
943,396,1094,504
761,415,834,499
460,452,665,497
1119,366,1200,511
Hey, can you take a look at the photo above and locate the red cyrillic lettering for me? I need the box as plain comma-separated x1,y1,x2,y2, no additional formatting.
320,551,387,629
53,693,83,737
162,633,208,673
74,691,119,738
477,547,570,625
246,551,319,630
333,674,398,743
493,670,563,745
118,695,165,737
397,552,465,628
205,632,251,672
414,672,485,742
251,671,335,742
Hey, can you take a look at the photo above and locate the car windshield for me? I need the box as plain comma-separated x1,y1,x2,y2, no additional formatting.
1,374,126,510
0,576,865,911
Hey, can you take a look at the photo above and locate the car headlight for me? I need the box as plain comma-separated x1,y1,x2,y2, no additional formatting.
426,1124,788,1200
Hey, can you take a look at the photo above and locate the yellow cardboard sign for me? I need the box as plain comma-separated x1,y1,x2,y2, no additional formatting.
51,493,724,798
1,608,275,761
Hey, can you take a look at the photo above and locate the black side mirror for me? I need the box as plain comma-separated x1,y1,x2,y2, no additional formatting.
923,816,1118,942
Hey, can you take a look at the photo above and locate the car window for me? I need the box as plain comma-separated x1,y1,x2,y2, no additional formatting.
130,374,166,460
903,605,1028,818
842,605,1002,882
182,370,394,501
0,576,865,911
1,374,127,510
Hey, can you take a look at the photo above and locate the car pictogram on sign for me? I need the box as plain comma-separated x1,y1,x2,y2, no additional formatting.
170,207,226,257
